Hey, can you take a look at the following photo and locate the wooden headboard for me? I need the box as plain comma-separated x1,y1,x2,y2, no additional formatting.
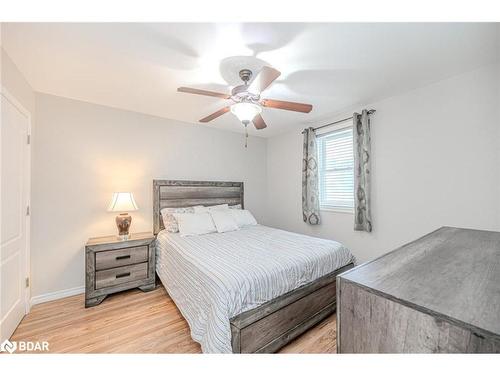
153,180,244,235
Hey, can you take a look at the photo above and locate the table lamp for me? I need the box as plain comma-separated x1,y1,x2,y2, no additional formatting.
108,192,138,240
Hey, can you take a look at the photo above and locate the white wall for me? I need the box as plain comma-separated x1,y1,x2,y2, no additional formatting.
266,63,500,263
1,48,35,114
32,93,267,298
497,65,500,228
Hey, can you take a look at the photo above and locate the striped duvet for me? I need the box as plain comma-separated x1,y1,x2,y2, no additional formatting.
155,225,354,353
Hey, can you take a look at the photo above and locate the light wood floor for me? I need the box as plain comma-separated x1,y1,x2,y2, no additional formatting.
11,285,337,353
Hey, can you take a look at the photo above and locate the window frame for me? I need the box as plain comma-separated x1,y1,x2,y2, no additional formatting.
316,120,355,214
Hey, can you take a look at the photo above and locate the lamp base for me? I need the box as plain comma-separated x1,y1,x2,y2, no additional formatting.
116,213,132,241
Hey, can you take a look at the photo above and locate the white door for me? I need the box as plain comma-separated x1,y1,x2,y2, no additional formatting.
0,91,30,341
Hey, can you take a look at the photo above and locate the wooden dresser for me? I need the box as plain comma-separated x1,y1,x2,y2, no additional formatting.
85,232,156,307
337,226,500,353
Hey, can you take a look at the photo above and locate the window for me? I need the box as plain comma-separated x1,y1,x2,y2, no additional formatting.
317,125,354,212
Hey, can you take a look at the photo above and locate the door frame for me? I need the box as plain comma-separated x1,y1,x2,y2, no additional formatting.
1,85,32,316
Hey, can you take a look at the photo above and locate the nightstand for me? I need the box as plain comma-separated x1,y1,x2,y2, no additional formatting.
85,232,156,307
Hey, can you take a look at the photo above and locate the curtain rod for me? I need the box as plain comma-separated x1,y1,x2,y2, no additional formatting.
301,109,376,134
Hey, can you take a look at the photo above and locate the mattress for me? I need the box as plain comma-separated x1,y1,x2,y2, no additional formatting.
155,224,355,353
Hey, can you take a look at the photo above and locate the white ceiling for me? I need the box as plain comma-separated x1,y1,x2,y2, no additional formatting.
2,23,499,137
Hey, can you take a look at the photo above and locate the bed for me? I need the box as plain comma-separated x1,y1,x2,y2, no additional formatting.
153,179,355,353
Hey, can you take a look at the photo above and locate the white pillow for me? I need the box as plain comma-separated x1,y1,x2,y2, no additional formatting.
210,210,239,233
161,205,203,233
193,206,208,214
229,204,242,209
194,204,228,214
209,204,229,211
229,209,257,228
173,212,216,236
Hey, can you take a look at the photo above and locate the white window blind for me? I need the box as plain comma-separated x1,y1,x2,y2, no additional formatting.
317,126,354,211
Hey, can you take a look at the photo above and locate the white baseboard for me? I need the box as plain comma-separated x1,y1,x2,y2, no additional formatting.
30,286,85,306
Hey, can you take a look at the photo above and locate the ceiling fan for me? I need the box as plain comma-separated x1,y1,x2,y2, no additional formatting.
177,66,313,130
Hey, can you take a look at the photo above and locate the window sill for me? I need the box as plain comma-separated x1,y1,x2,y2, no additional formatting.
320,207,354,214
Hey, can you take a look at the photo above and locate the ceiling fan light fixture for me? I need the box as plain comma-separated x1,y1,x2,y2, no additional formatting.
230,102,262,123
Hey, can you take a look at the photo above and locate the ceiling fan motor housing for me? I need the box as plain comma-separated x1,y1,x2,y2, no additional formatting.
231,69,260,102
231,84,260,102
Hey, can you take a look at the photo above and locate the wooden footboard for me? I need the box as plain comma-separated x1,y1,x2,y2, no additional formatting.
230,263,354,353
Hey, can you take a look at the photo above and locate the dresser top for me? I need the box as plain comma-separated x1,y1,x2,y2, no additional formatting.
340,227,500,336
87,232,155,247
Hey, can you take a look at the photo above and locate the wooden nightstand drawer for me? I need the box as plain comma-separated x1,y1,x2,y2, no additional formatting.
95,262,148,289
95,245,148,270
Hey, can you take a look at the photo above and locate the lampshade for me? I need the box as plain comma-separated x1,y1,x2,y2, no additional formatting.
107,192,138,212
230,102,262,123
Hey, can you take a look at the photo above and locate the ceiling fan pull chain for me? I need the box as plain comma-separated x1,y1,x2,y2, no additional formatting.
245,123,248,148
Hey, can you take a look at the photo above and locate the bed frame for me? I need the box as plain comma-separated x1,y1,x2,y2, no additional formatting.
153,179,354,353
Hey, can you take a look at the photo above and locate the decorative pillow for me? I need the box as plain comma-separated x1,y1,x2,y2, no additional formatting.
210,210,239,233
173,212,217,237
161,206,203,233
229,204,242,209
229,209,257,228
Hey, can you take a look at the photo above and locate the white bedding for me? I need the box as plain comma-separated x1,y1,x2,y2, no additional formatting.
155,225,355,353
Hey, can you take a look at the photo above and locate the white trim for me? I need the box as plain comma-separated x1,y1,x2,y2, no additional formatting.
1,85,32,316
30,286,85,306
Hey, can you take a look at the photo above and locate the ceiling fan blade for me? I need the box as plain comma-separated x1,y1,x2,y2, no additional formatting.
248,66,281,94
199,107,230,122
178,87,231,99
253,114,267,130
261,99,313,113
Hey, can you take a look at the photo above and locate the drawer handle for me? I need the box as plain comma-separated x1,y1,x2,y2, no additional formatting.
116,272,131,279
116,255,131,261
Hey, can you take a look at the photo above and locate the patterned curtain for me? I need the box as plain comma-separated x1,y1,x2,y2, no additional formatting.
302,128,321,225
353,110,372,232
